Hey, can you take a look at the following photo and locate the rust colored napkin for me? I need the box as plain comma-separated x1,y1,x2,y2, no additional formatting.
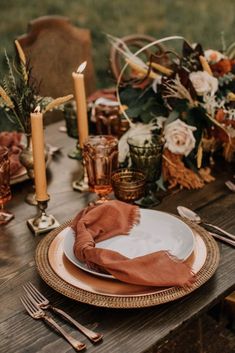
72,200,195,287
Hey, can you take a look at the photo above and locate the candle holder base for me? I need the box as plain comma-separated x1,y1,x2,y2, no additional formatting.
72,177,89,192
68,144,83,160
134,188,161,208
72,161,89,192
25,191,38,206
27,200,60,236
0,209,14,225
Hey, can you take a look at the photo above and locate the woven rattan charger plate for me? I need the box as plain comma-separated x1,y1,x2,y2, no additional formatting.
35,219,220,308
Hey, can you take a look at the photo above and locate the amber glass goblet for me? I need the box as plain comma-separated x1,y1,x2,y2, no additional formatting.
0,146,14,224
83,135,119,203
111,168,146,203
94,104,129,138
128,133,163,207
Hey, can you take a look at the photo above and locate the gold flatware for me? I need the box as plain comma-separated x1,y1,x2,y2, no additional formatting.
23,282,103,343
20,294,86,352
225,180,235,192
177,206,235,241
177,206,235,247
209,232,235,247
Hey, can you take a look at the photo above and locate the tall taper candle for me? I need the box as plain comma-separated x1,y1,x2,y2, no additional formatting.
72,61,89,148
30,108,49,202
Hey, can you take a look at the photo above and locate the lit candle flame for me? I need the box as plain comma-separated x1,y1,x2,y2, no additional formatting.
34,105,41,113
77,61,87,74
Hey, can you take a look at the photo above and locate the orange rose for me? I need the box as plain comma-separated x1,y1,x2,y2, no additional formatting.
211,59,234,76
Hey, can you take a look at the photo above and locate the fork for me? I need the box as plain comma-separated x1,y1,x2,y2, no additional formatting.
20,295,86,352
23,282,103,343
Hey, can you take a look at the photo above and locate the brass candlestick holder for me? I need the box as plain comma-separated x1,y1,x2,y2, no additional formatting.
68,141,83,160
27,199,60,236
72,161,89,192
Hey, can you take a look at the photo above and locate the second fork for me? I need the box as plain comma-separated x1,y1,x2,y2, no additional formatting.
23,282,103,343
21,295,86,352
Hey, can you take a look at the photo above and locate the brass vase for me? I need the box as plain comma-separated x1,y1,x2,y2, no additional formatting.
19,134,34,179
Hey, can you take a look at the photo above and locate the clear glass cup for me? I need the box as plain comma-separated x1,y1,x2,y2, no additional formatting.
0,146,14,224
128,133,163,207
83,135,119,202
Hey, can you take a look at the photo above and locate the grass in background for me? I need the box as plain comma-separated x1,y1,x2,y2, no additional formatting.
0,0,234,88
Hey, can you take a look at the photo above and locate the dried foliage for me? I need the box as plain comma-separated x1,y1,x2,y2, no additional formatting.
44,94,73,113
162,149,205,190
223,138,235,162
0,41,73,134
0,43,39,133
198,167,215,183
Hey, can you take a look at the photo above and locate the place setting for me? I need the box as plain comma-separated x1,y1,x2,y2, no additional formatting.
0,20,235,353
32,126,222,309
35,200,220,308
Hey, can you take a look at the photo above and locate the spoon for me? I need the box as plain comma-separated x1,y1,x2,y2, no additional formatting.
177,206,235,241
209,231,235,247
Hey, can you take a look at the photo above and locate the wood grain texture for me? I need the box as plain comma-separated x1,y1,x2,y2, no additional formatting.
0,121,235,353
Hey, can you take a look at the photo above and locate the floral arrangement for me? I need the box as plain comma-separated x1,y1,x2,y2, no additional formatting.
113,36,235,190
0,40,73,135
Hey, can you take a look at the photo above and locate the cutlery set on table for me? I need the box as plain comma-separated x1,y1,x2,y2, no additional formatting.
177,206,235,247
21,203,234,351
20,282,103,351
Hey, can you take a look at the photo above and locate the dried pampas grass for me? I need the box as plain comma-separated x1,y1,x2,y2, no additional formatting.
44,94,73,112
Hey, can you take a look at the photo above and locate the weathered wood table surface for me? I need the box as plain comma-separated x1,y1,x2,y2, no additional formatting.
1,121,235,353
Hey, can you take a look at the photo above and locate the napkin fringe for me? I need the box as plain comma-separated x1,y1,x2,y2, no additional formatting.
125,205,140,235
166,251,184,263
166,251,196,287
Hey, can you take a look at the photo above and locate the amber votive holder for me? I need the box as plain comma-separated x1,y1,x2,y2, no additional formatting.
111,169,146,203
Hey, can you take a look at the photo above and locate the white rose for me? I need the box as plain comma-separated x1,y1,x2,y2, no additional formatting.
189,71,218,96
163,119,196,156
204,49,225,63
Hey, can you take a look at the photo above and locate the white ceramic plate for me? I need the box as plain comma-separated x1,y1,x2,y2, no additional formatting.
63,209,195,279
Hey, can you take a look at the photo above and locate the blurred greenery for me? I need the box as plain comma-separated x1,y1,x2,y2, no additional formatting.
0,0,234,90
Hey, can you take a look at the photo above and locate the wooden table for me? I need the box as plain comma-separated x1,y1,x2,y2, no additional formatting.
1,121,235,353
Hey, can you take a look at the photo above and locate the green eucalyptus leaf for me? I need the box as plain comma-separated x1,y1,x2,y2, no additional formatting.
150,103,168,117
0,108,21,131
140,110,154,124
183,155,198,173
119,86,142,106
125,104,143,118
165,110,179,125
